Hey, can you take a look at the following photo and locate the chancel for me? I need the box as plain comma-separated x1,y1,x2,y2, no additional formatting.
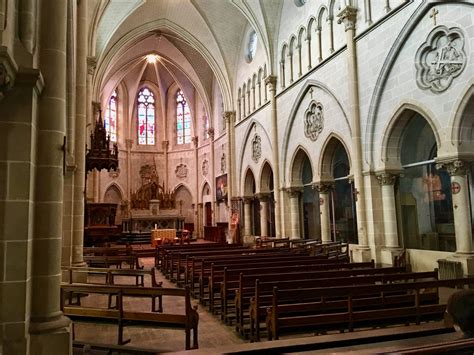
1,1,474,354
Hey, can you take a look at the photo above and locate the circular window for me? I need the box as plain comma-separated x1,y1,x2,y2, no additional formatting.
246,30,258,62
294,0,307,6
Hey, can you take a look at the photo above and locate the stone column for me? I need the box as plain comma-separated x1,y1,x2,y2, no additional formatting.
288,188,302,240
376,173,399,248
197,203,203,239
288,52,294,84
91,102,101,202
296,44,302,77
125,139,133,198
72,0,88,268
306,35,312,70
193,136,199,234
265,76,282,238
316,29,322,62
209,128,216,225
243,197,253,236
257,193,270,237
315,183,332,243
338,6,370,260
437,160,473,254
162,140,169,188
29,0,71,351
85,57,96,202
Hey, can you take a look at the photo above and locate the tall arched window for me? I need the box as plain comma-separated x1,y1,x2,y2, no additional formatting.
105,90,117,142
176,90,191,144
137,87,155,145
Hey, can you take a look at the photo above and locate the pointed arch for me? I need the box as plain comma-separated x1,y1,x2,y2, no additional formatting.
103,183,124,203
450,83,474,153
319,134,352,181
243,167,256,196
289,146,313,186
379,102,441,170
259,160,274,193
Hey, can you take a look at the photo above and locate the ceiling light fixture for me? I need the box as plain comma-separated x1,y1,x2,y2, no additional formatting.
146,54,159,64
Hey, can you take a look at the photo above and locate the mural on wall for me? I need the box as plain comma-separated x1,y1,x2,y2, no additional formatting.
175,163,188,178
304,100,324,142
216,174,228,202
416,26,466,93
251,134,261,163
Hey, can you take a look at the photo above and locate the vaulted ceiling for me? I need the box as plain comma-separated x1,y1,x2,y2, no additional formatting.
90,0,284,110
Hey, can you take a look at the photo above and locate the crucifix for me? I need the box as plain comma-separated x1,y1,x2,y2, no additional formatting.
309,87,314,99
430,7,439,27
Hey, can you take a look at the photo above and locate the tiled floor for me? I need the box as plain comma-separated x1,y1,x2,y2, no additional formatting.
72,257,245,354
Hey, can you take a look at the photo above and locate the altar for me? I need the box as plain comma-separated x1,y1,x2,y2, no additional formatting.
121,164,184,236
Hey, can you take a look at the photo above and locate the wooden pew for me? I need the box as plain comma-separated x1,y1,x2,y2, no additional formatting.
187,253,324,298
265,277,474,341
215,261,376,321
247,270,438,341
380,336,474,354
83,255,142,269
61,284,199,350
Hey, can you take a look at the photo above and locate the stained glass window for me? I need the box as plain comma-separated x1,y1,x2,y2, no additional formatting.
176,90,191,144
105,90,117,142
137,87,155,145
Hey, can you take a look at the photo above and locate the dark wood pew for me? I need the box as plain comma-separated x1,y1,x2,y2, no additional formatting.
255,237,291,248
83,245,133,256
380,336,474,354
215,261,376,322
187,253,325,298
265,277,474,341
61,284,199,350
247,270,438,341
83,254,142,269
167,247,291,283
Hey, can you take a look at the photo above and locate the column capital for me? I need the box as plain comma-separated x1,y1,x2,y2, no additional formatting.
376,173,398,186
286,186,303,197
242,196,254,204
223,111,235,123
337,6,358,31
264,75,277,88
256,192,271,201
436,159,468,176
192,136,199,148
87,56,97,75
312,182,333,193
207,127,215,141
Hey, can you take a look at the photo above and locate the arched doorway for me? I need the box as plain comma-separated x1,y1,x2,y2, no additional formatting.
393,111,453,251
260,162,276,238
104,184,123,224
175,185,194,224
289,149,320,240
243,169,260,236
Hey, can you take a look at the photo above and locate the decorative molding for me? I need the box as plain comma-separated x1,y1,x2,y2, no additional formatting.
175,163,188,179
202,159,209,176
0,46,17,100
304,100,324,142
109,168,120,179
415,26,466,93
312,182,333,193
192,136,198,148
376,173,397,186
436,159,467,176
337,6,358,31
207,127,215,140
251,134,261,163
87,56,97,75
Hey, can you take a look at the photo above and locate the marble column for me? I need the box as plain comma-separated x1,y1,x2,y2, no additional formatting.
376,173,400,248
243,197,253,236
315,183,332,243
257,193,270,237
338,6,369,257
437,160,473,254
265,76,282,238
29,0,71,352
288,188,302,240
72,0,88,267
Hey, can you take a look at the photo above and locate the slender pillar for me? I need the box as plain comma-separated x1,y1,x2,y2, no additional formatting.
265,76,282,238
296,44,302,77
328,18,335,53
288,188,302,239
72,0,88,267
306,35,312,70
30,0,71,351
437,160,473,254
197,203,203,239
279,61,285,89
125,139,133,198
338,6,369,252
257,193,270,237
252,84,256,111
315,183,332,243
209,128,216,225
376,173,399,248
316,29,322,62
257,82,261,107
162,140,169,187
193,136,199,236
288,52,294,84
243,197,253,236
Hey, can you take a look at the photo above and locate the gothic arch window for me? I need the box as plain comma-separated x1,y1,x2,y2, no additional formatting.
137,87,155,145
176,89,191,144
105,90,117,142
